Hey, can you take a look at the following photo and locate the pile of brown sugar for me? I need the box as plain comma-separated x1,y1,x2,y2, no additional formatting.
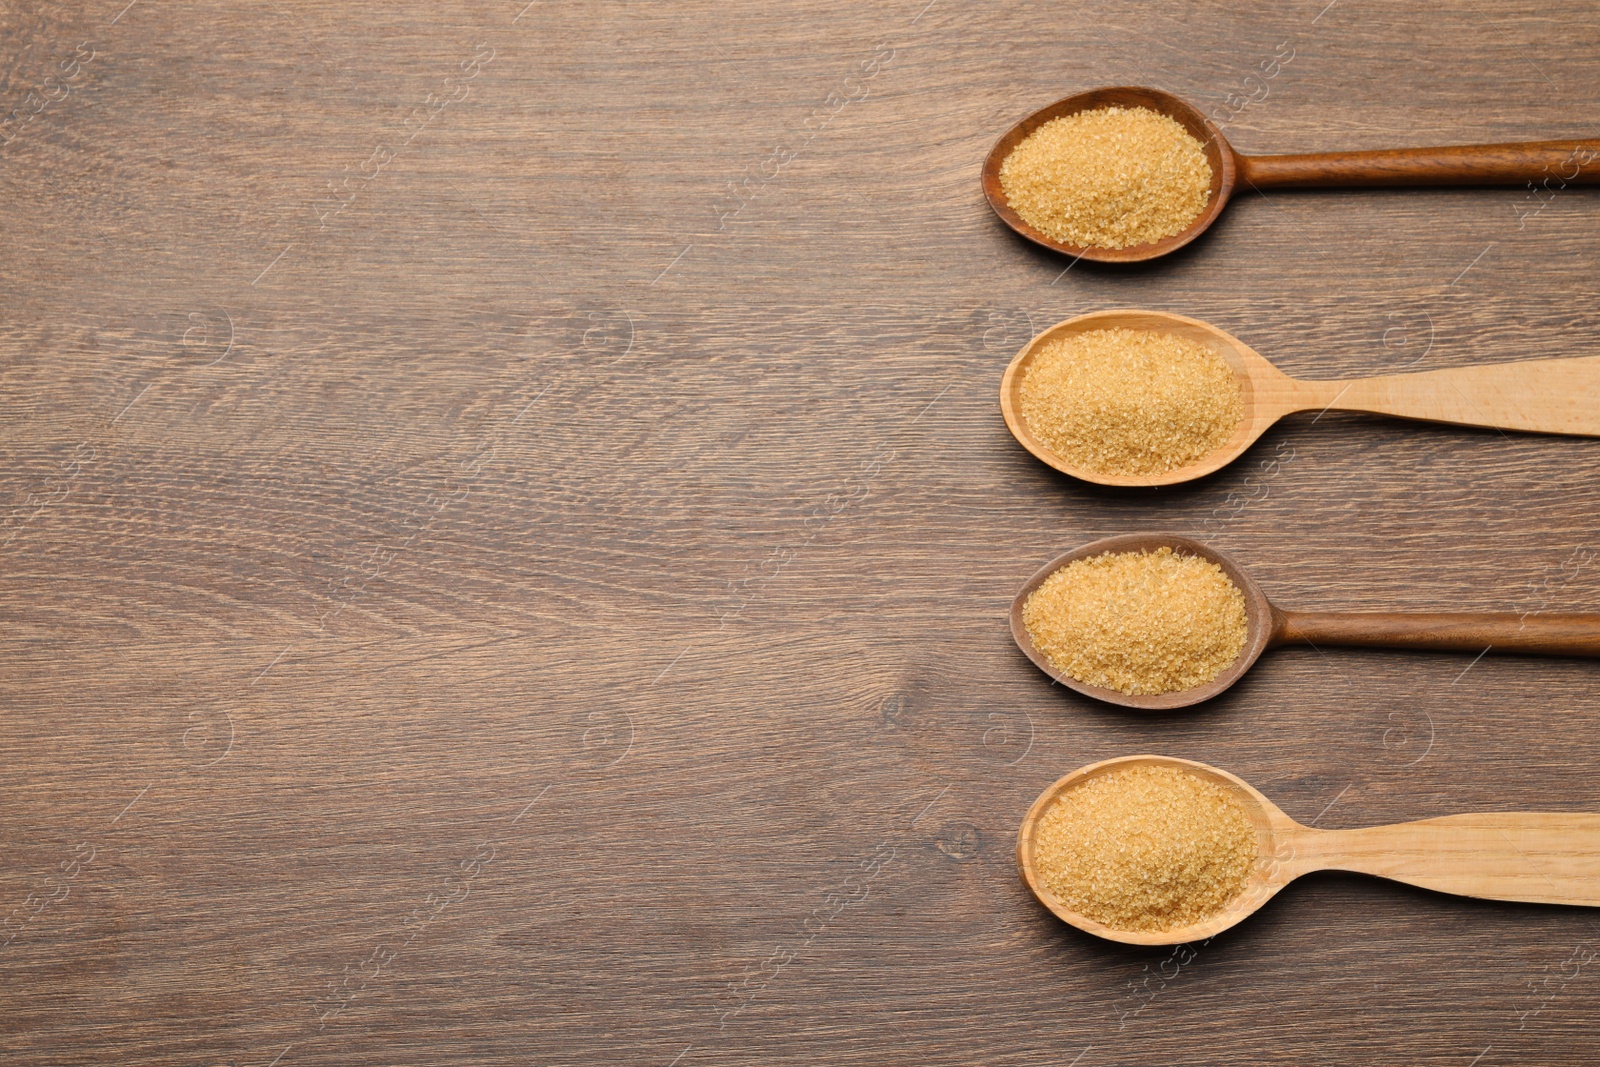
1019,327,1243,478
998,105,1213,249
1033,764,1258,932
1022,546,1248,695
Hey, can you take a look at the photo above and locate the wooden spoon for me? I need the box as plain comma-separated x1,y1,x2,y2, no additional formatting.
1011,533,1600,710
981,85,1600,263
1018,754,1600,945
1001,308,1600,488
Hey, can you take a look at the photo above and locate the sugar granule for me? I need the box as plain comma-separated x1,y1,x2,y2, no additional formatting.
1033,764,1258,932
1023,546,1248,696
998,105,1213,249
1019,327,1242,478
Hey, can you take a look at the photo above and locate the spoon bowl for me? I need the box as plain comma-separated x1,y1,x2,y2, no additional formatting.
1012,533,1600,709
1020,754,1600,946
1017,754,1294,945
981,86,1237,264
1010,533,1274,710
999,308,1280,487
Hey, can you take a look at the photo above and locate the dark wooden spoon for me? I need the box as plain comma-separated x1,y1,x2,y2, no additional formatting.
981,86,1600,263
1010,533,1600,710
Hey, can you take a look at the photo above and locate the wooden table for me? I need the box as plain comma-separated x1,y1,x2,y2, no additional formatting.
3,1,1598,1062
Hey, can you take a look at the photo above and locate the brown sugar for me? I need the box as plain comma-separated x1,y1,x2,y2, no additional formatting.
998,105,1213,249
1033,764,1258,932
1019,327,1242,478
1022,547,1248,695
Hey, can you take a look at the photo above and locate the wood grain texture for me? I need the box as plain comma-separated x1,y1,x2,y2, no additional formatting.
3,0,1600,1064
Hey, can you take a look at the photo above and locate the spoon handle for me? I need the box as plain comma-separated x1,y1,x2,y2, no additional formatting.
1304,355,1600,437
1238,141,1600,189
1274,610,1600,656
1298,814,1600,906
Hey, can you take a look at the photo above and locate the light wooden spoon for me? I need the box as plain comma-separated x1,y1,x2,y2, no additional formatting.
1001,308,1600,488
1019,754,1600,946
1011,533,1600,710
981,85,1600,263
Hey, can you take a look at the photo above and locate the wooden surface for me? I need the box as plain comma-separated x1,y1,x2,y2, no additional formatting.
4,0,1600,1063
